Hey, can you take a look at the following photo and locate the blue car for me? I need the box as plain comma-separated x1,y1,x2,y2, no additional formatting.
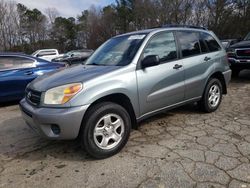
0,53,65,102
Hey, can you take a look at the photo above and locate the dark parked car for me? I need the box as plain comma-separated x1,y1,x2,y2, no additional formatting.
52,49,94,65
0,53,65,102
221,39,240,50
227,32,250,76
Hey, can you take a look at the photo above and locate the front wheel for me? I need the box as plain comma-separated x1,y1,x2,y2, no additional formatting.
199,78,223,113
80,102,131,159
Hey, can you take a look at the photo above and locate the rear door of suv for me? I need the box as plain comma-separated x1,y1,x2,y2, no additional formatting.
176,30,221,100
136,31,185,116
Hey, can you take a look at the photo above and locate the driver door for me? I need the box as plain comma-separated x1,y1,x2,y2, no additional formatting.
136,31,185,116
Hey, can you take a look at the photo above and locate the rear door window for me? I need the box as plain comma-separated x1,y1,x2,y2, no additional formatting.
143,31,177,63
200,33,221,52
177,31,201,58
199,33,209,53
0,56,35,70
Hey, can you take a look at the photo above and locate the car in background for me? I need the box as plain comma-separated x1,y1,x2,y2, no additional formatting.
0,53,65,102
221,39,240,50
52,49,94,66
31,49,63,61
227,32,250,76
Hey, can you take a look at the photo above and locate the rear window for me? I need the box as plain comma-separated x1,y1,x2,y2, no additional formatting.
0,56,34,70
201,33,221,52
177,31,201,58
38,50,57,56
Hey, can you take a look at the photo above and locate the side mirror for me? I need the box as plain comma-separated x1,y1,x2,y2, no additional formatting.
141,55,160,69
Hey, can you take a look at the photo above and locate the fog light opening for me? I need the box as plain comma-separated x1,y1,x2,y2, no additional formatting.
51,124,61,135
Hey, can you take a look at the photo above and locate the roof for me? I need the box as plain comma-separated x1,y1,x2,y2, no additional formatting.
114,29,156,38
115,24,209,38
162,24,207,30
0,52,50,63
34,49,58,51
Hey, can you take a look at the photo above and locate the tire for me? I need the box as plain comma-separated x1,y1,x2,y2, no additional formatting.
80,102,131,159
199,78,223,113
231,69,241,77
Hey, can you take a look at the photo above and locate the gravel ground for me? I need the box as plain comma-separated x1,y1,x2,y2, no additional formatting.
0,71,250,188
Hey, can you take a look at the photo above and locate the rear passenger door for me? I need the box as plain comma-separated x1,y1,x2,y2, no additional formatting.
176,31,221,100
136,31,185,116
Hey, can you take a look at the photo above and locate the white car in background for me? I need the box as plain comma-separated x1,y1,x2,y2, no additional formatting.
31,49,64,61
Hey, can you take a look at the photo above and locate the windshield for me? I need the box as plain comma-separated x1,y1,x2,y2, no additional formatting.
85,34,146,66
244,32,250,40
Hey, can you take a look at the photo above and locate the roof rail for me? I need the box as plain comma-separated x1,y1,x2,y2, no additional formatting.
162,24,207,30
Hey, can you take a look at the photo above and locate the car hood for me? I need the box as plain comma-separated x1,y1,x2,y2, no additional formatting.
28,65,121,92
231,40,250,48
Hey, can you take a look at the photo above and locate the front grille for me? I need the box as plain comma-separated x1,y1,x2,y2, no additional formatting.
25,89,42,106
236,49,250,58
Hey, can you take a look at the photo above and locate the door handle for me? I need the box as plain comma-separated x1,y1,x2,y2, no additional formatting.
204,57,211,62
173,64,183,69
24,71,34,75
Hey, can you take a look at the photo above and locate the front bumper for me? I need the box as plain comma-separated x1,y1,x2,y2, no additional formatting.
228,58,250,69
19,99,89,140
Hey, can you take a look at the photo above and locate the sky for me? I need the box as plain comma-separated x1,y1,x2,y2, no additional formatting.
16,0,115,18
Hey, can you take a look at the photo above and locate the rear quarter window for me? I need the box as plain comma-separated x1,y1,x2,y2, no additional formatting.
201,32,221,52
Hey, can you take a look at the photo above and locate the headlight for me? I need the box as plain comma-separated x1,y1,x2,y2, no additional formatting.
44,83,82,105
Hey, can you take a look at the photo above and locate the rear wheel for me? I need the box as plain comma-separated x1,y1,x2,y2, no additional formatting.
199,78,222,113
80,102,131,159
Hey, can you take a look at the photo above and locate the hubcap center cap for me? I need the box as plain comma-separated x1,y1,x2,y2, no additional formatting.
104,126,113,135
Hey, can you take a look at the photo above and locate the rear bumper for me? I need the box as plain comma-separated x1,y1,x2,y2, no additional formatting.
19,98,89,140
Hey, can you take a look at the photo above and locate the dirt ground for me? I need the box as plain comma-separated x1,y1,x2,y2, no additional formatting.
1,71,250,188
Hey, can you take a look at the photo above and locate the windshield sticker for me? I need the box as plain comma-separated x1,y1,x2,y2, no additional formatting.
128,35,146,40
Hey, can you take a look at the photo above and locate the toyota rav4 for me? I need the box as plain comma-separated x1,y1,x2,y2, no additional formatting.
20,25,231,159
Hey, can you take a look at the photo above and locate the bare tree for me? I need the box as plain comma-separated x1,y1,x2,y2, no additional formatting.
0,0,249,52
0,0,20,51
45,7,59,24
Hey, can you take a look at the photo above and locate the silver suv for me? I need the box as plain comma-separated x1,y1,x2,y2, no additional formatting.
20,26,232,159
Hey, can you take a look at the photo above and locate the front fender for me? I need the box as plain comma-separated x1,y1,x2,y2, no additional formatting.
70,72,140,117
